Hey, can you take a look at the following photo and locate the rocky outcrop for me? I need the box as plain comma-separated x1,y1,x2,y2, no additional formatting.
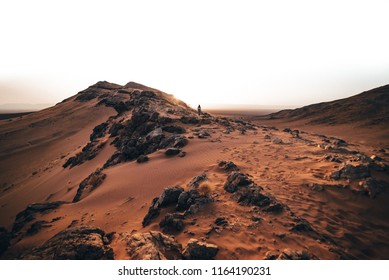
12,201,67,233
218,161,239,172
142,186,184,226
331,164,370,180
159,213,185,233
182,239,219,260
126,231,182,260
224,172,284,213
0,227,11,256
22,226,114,260
73,169,106,202
63,141,106,168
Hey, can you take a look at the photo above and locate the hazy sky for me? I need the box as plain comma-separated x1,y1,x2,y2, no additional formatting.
1,0,388,109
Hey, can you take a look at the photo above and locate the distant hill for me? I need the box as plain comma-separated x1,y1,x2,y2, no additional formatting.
259,84,389,126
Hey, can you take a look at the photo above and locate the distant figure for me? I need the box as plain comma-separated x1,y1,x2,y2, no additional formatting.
197,105,202,116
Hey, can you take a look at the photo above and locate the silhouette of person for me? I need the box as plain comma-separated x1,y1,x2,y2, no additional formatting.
197,105,202,116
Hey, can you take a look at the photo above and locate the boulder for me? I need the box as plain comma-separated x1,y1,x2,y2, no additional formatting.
142,197,161,227
162,125,186,134
22,226,114,260
223,172,253,193
126,231,182,260
136,155,149,163
182,239,219,260
331,164,370,180
218,161,239,172
142,186,184,227
158,186,184,207
358,178,388,198
187,174,207,189
272,138,283,144
165,148,181,156
159,213,185,233
146,128,164,144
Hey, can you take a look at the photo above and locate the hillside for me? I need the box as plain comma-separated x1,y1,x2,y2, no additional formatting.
261,85,389,126
0,81,389,260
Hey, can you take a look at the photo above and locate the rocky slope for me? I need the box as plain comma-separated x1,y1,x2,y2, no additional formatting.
0,81,388,260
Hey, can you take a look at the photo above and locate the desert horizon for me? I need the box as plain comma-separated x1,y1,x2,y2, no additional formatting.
0,80,388,260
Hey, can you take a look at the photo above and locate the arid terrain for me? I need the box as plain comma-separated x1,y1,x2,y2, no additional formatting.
0,82,388,260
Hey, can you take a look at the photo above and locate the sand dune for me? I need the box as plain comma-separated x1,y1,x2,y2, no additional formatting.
0,82,388,260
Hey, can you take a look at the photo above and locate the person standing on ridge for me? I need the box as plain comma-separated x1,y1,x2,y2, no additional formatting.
197,105,202,116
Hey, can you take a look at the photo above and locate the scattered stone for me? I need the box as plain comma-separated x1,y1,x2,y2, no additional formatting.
126,231,182,260
165,148,181,156
182,239,219,260
292,130,300,138
324,155,342,163
73,169,106,202
137,155,149,163
264,135,271,140
159,213,185,233
215,217,228,227
22,226,114,260
272,138,283,144
178,151,186,157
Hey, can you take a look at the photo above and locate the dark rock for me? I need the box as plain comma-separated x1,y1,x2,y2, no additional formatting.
223,172,253,193
63,141,106,168
0,227,11,256
163,125,186,134
73,169,106,202
137,155,149,163
142,197,161,227
26,220,52,236
290,218,314,233
178,151,186,157
358,178,388,198
75,90,98,102
165,148,181,156
109,122,124,137
182,239,219,260
292,130,300,138
12,201,66,233
90,122,109,141
264,202,284,213
333,138,347,147
215,217,228,227
158,186,184,207
126,231,182,260
324,155,342,163
172,136,188,148
22,226,114,260
176,191,192,211
146,128,164,145
187,174,207,189
331,164,370,180
218,161,239,172
180,116,199,124
159,213,185,233
283,128,292,133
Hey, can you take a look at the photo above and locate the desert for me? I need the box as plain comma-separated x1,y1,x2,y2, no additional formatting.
0,81,388,260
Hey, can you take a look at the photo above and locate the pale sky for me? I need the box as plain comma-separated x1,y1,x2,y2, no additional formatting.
0,0,388,110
